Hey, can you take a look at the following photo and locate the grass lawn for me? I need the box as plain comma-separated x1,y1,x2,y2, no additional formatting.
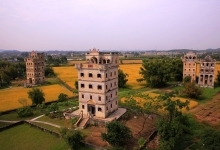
30,122,60,133
0,111,42,121
0,122,12,127
36,116,73,128
200,87,220,102
0,124,69,150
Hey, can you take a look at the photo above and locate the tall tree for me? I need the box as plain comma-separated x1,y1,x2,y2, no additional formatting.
28,88,45,105
118,69,128,88
138,58,183,88
148,92,191,150
58,93,68,102
101,121,132,148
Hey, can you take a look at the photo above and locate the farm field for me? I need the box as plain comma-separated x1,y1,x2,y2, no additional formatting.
0,124,69,150
0,84,74,112
54,64,145,89
121,91,198,111
190,92,220,127
53,66,78,89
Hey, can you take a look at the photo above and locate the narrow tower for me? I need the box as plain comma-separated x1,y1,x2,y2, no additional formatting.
182,51,197,81
25,51,45,85
198,55,216,88
75,48,119,118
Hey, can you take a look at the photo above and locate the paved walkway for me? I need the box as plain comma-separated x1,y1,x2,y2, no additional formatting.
0,120,19,123
28,120,61,128
31,114,45,121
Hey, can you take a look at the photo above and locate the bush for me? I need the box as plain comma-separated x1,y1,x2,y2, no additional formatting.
17,107,33,117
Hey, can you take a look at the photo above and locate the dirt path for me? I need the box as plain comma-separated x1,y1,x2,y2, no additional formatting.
190,92,220,126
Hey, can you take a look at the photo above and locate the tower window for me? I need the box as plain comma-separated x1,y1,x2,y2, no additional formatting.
98,107,102,111
82,105,84,109
98,85,102,90
98,96,101,101
81,84,85,88
82,94,84,98
97,74,101,78
89,73,93,77
89,84,93,89
90,95,92,99
106,73,108,78
110,72,112,77
80,73,84,77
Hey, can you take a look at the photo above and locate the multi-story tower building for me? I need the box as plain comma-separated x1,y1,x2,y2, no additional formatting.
75,48,119,118
25,51,45,85
198,55,216,88
182,51,197,81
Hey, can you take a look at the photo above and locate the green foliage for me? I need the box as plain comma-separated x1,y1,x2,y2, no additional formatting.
17,107,33,117
138,137,147,149
183,76,191,83
58,93,68,102
201,128,220,150
45,66,56,77
118,69,128,88
216,71,220,86
46,55,67,66
71,117,78,125
0,60,26,87
138,58,183,88
28,88,45,105
74,80,78,90
101,121,132,147
155,92,191,150
181,81,202,99
47,103,59,112
60,128,84,150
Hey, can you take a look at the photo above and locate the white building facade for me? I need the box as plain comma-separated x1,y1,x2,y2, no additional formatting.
75,48,119,118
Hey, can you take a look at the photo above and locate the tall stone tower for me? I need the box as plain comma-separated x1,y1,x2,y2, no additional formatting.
25,51,45,85
75,48,119,118
198,55,216,88
182,51,197,81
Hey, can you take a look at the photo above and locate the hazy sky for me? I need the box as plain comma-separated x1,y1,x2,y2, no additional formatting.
0,0,220,51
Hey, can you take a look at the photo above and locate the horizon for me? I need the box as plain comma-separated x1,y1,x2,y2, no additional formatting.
1,0,220,51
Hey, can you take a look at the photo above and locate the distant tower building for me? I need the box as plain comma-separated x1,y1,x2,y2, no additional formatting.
75,48,119,118
182,51,197,81
25,51,45,85
198,55,216,88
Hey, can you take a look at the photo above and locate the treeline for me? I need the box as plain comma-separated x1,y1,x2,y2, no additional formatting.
46,55,67,66
0,59,26,87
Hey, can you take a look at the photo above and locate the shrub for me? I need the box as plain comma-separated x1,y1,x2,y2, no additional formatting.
17,107,33,117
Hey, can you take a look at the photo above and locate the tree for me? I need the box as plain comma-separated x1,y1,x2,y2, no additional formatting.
138,58,183,88
155,93,191,150
118,69,128,88
60,128,84,150
216,71,220,86
201,128,220,150
74,80,78,89
28,88,45,105
45,66,56,77
183,76,191,83
58,93,68,102
17,98,33,117
101,121,132,148
138,59,170,88
181,81,202,99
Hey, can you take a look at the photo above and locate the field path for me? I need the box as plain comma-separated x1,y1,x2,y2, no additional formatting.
31,114,45,121
0,120,19,123
28,120,61,128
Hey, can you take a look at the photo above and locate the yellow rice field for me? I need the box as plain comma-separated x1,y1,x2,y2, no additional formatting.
53,64,145,89
68,60,86,66
0,85,74,112
119,64,145,89
121,92,198,111
122,59,142,64
53,66,78,89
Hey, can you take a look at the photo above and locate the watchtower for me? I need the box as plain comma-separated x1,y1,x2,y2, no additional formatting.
75,48,119,118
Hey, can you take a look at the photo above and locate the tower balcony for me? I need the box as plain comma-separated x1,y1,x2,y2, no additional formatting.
75,63,118,70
